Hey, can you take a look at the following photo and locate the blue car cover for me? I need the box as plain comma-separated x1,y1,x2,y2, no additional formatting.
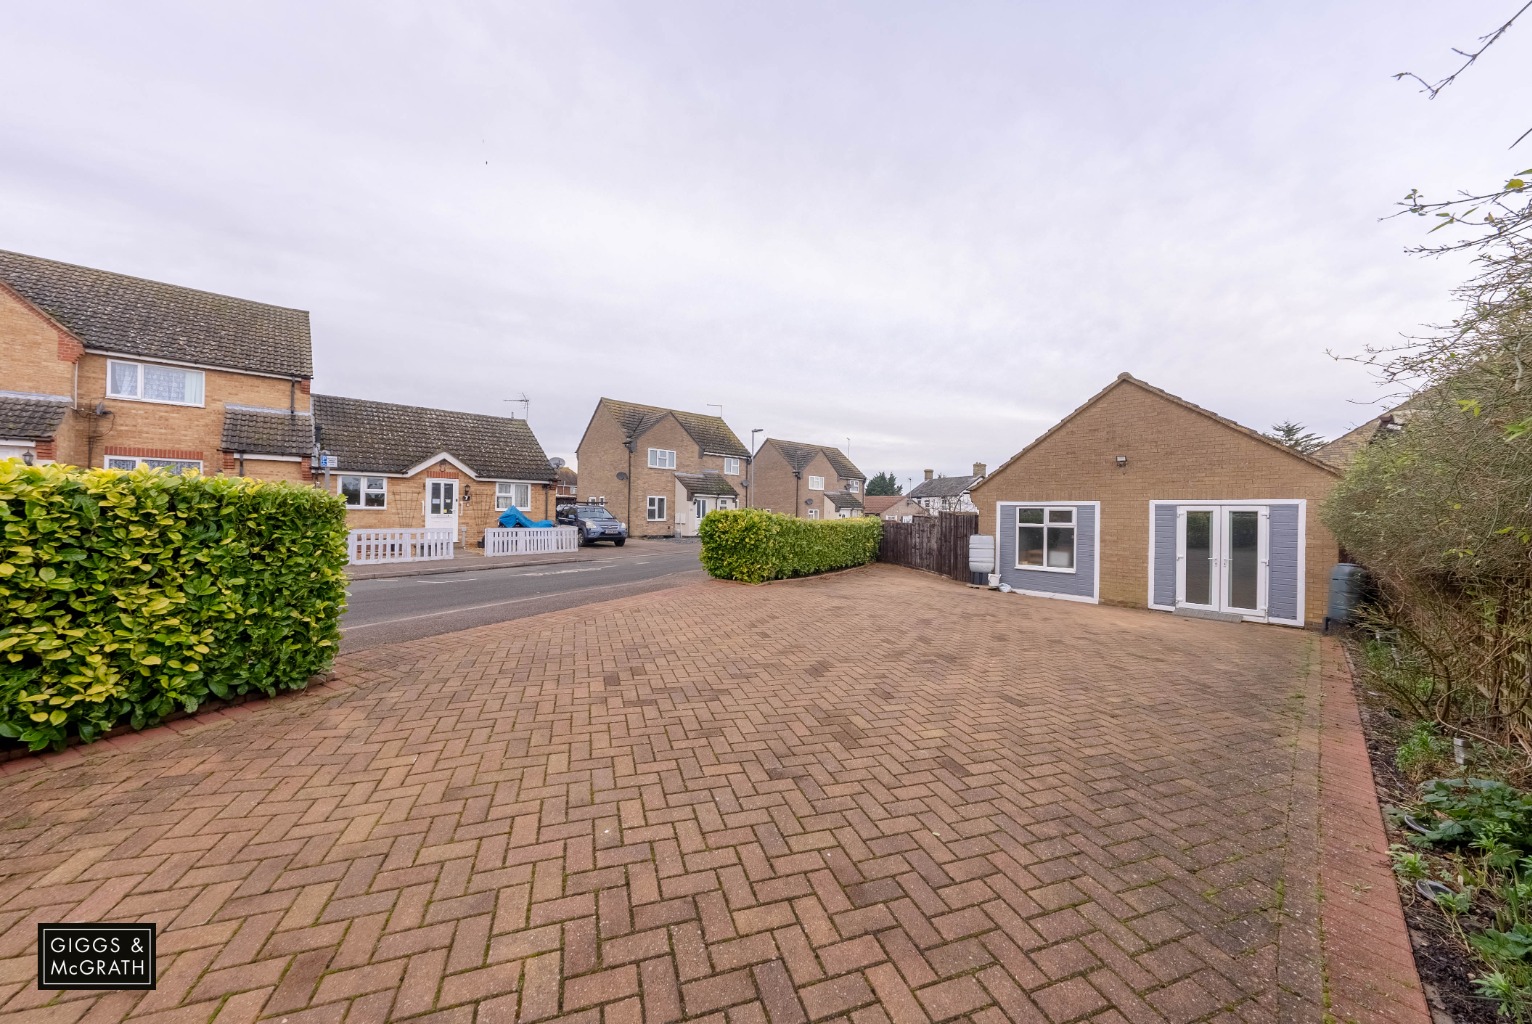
496,507,554,529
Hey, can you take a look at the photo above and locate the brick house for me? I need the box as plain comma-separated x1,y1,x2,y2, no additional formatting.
575,399,749,537
906,464,986,514
311,394,557,542
862,494,929,521
750,440,865,519
555,464,578,500
971,373,1341,627
0,249,315,480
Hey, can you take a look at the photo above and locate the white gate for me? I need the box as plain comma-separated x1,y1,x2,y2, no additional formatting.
347,528,455,565
483,526,579,557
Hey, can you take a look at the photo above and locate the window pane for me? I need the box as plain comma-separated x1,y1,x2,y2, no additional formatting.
1185,511,1212,605
1016,507,1044,524
1046,527,1075,568
516,483,530,508
1017,525,1045,565
495,482,512,510
108,362,139,397
1047,508,1073,523
1228,511,1260,610
363,479,385,508
340,476,362,506
142,364,190,403
106,457,138,470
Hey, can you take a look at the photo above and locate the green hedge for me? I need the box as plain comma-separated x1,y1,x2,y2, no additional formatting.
0,461,349,751
698,508,882,583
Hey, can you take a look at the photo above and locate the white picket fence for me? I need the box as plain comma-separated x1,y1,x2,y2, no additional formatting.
483,526,579,557
347,528,456,565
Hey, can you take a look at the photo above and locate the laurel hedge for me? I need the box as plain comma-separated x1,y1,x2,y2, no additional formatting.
0,461,349,752
698,508,881,583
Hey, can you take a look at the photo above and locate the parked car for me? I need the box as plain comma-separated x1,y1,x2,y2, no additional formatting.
558,503,628,546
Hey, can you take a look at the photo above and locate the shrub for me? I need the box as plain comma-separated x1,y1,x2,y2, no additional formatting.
699,509,881,583
0,461,349,751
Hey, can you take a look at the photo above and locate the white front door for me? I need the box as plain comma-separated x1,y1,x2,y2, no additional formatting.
426,480,458,533
1176,505,1268,618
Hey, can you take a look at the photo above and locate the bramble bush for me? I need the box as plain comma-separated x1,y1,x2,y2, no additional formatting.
698,509,881,583
0,461,349,751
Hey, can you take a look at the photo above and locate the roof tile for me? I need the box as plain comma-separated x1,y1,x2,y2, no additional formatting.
312,394,555,481
0,249,312,378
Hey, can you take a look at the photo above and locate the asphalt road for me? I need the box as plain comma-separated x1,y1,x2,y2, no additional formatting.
339,541,706,651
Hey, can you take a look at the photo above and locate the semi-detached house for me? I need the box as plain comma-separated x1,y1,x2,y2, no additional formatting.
575,399,750,537
749,439,864,519
0,249,315,479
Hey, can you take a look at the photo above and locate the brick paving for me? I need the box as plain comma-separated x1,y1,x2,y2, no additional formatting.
0,564,1407,1022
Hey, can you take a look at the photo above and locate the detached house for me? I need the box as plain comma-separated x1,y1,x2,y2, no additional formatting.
971,373,1341,628
575,398,750,537
907,464,986,514
0,249,314,479
750,440,865,519
311,395,557,541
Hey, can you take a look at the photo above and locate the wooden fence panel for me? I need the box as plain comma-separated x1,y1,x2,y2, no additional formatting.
877,512,979,581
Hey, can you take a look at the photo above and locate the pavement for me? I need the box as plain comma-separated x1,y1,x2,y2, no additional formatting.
0,564,1424,1023
341,541,706,652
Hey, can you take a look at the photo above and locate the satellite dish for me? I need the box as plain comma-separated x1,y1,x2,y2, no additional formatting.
616,471,628,481
550,457,566,468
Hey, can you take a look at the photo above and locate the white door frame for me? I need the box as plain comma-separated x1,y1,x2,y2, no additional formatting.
1173,503,1270,621
1175,505,1221,613
425,479,459,534
1219,505,1269,618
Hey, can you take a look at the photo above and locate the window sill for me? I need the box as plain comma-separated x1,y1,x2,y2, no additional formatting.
1014,563,1077,574
105,394,206,409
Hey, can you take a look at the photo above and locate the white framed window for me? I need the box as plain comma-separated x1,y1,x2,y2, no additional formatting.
1016,506,1076,572
807,475,824,491
647,495,667,521
847,480,859,493
338,475,387,509
648,448,676,469
723,457,740,475
495,481,532,511
106,360,205,406
105,456,201,474
807,508,819,519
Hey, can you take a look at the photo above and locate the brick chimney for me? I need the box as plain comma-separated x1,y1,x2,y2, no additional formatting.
972,462,986,478
923,469,934,481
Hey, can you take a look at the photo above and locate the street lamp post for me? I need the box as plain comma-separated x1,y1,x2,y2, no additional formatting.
749,428,763,508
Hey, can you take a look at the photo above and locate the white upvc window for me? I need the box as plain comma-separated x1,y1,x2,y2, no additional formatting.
105,456,201,474
723,457,741,475
807,475,824,491
1016,506,1076,572
807,508,820,519
648,448,676,469
106,360,205,406
847,480,859,493
338,475,387,509
495,481,532,511
647,495,667,521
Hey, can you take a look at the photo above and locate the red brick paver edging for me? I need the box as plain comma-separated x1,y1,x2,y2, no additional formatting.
1316,637,1431,1024
2,565,1337,1022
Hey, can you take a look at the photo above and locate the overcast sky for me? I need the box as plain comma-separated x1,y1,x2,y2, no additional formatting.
2,2,1527,488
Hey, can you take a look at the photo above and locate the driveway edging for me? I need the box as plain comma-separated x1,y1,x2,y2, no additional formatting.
1317,635,1432,1024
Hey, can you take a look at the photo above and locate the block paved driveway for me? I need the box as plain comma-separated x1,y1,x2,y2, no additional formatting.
0,565,1331,1024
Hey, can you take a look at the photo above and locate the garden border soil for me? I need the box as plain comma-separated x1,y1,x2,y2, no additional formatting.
1343,635,1500,1023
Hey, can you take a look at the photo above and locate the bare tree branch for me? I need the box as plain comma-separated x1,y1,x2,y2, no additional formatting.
1393,0,1532,102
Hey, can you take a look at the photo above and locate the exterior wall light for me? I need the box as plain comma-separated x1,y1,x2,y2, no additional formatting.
1114,455,1128,468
